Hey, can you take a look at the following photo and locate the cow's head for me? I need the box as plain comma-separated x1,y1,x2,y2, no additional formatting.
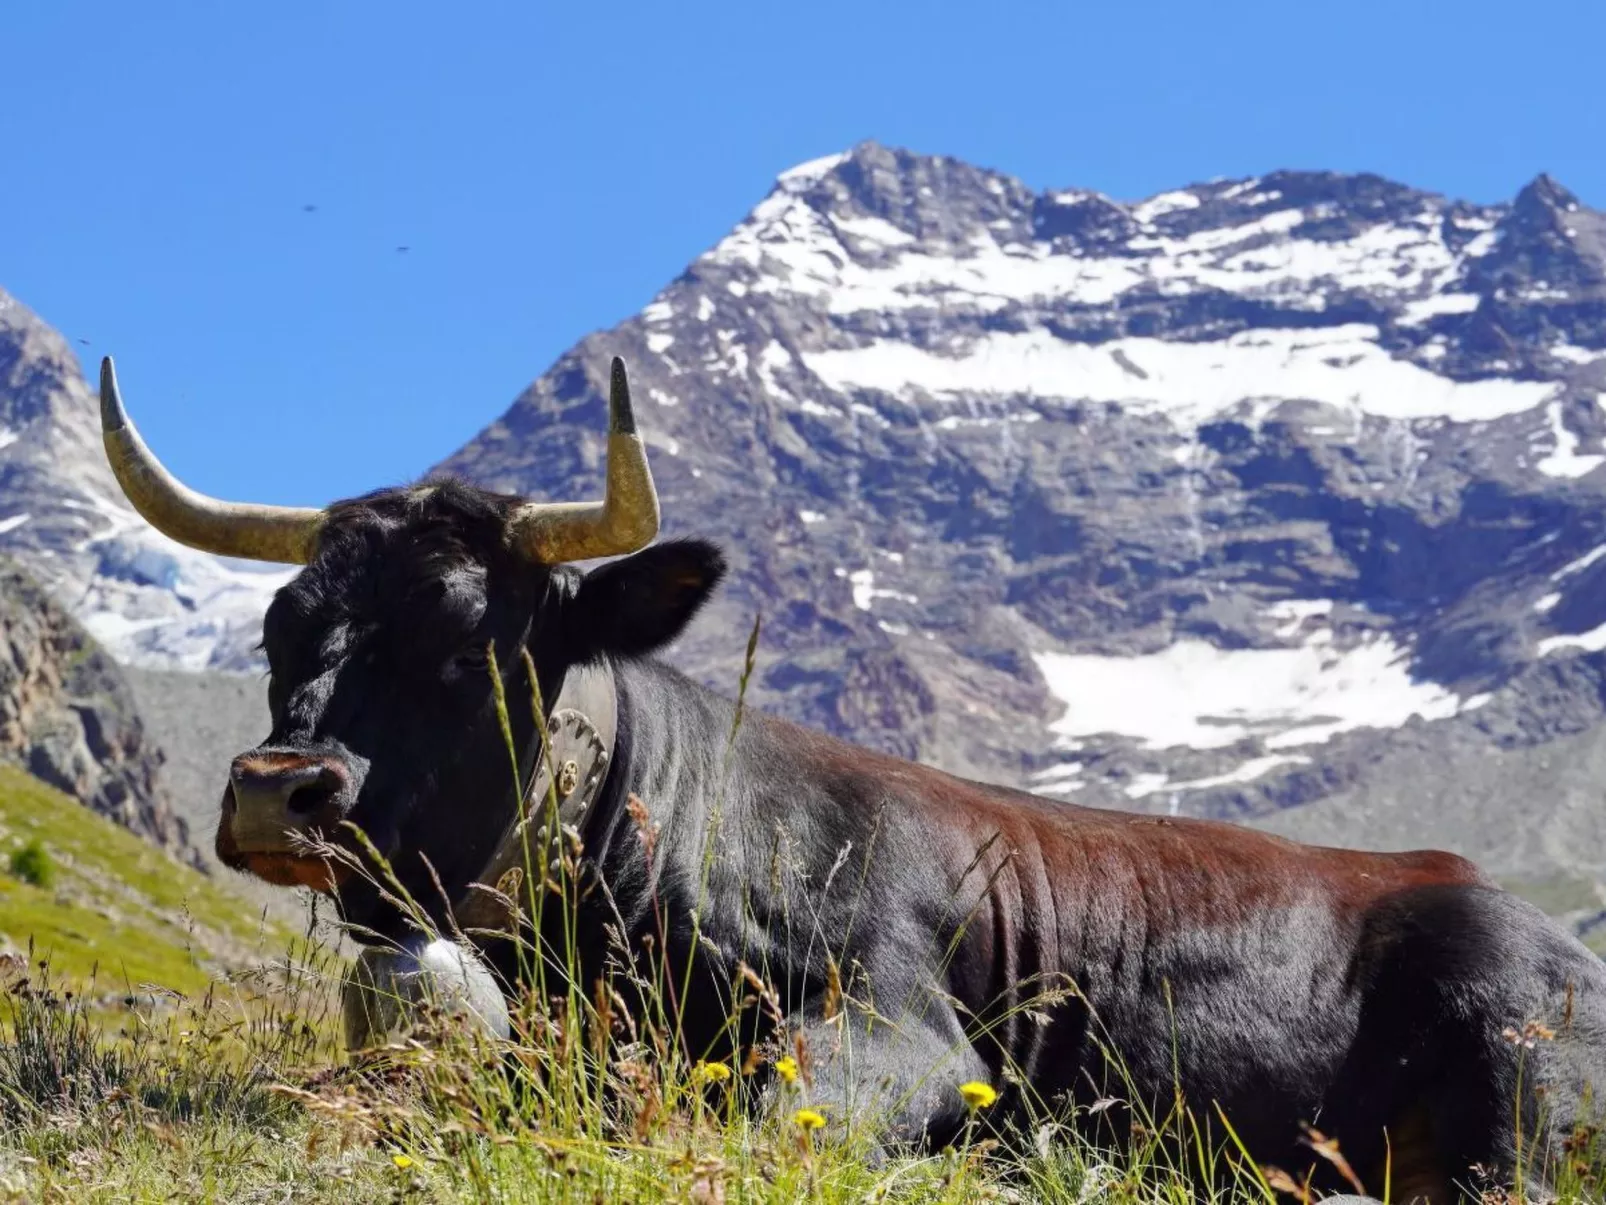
98,356,723,936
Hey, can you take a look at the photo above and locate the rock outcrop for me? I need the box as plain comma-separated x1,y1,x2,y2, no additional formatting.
0,561,195,863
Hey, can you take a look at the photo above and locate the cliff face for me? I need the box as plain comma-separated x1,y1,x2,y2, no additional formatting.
0,562,195,863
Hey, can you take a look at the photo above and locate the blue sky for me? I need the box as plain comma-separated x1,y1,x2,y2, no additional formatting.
4,1,1603,506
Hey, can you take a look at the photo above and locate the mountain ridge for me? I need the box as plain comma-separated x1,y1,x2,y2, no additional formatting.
6,141,1606,902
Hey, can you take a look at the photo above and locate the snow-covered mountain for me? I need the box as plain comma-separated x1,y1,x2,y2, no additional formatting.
436,143,1606,898
0,290,291,671
8,141,1606,904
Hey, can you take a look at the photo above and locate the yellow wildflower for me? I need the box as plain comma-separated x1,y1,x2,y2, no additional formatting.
793,1108,826,1131
774,1055,799,1084
692,1060,732,1084
959,1081,998,1110
391,1153,415,1170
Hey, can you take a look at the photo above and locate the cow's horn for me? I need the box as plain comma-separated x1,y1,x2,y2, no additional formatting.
507,356,660,563
99,357,324,564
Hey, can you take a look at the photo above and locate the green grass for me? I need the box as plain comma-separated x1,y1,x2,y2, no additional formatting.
7,841,52,889
1,946,1601,1204
0,954,1226,1205
0,762,287,995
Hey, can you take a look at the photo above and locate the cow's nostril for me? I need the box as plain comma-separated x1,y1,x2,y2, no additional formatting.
285,782,335,818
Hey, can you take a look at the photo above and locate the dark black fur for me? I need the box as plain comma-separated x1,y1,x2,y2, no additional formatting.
231,479,1606,1202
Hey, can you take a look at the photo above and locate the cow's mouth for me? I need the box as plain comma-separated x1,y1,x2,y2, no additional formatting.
237,851,352,893
216,788,354,895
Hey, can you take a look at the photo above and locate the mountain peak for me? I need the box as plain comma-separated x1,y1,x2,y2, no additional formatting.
738,143,1032,260
1514,172,1581,216
1468,173,1606,297
775,148,853,191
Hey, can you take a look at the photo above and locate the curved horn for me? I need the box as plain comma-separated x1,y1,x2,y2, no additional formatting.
99,357,324,564
507,357,661,562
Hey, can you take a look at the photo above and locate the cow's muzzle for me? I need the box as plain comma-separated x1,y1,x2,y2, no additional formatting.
218,749,356,891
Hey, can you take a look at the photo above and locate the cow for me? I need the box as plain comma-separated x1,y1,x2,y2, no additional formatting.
99,353,1606,1202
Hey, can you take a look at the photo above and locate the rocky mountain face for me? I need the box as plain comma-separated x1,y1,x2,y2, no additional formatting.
437,144,1606,906
7,142,1606,918
0,560,194,862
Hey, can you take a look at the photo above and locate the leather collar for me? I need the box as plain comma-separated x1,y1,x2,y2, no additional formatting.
454,659,617,933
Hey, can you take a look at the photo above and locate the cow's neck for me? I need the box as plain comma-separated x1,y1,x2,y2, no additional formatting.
467,654,760,1041
452,658,619,932
566,659,749,947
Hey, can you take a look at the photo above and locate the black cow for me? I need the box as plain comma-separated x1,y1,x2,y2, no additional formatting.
100,354,1606,1202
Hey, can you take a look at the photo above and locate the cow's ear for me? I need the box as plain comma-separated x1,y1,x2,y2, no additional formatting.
564,538,726,660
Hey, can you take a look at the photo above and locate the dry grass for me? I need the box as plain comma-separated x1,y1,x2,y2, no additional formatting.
0,935,1602,1204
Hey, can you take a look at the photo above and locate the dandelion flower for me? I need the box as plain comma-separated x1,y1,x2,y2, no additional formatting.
693,1060,732,1084
794,1108,826,1131
959,1081,998,1110
391,1154,415,1170
774,1055,799,1084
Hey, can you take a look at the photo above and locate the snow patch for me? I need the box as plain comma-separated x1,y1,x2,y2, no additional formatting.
835,567,917,611
1029,760,1084,793
777,151,848,188
1034,630,1472,753
1539,623,1606,657
1398,293,1481,325
1122,773,1171,799
1267,598,1334,638
803,325,1557,425
1555,545,1606,580
833,214,916,246
1131,190,1201,222
1124,753,1312,798
77,525,294,670
1128,208,1304,255
709,191,1463,317
1551,345,1601,365
1536,401,1605,479
757,342,793,397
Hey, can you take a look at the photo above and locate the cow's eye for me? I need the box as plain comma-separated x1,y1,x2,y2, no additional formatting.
447,645,491,678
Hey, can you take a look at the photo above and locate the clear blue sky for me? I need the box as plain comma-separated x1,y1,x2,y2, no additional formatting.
4,1,1602,506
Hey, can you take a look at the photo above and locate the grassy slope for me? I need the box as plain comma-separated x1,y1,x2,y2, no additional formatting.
0,763,287,995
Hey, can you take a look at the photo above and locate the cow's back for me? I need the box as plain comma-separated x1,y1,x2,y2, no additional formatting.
658,673,1606,1193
